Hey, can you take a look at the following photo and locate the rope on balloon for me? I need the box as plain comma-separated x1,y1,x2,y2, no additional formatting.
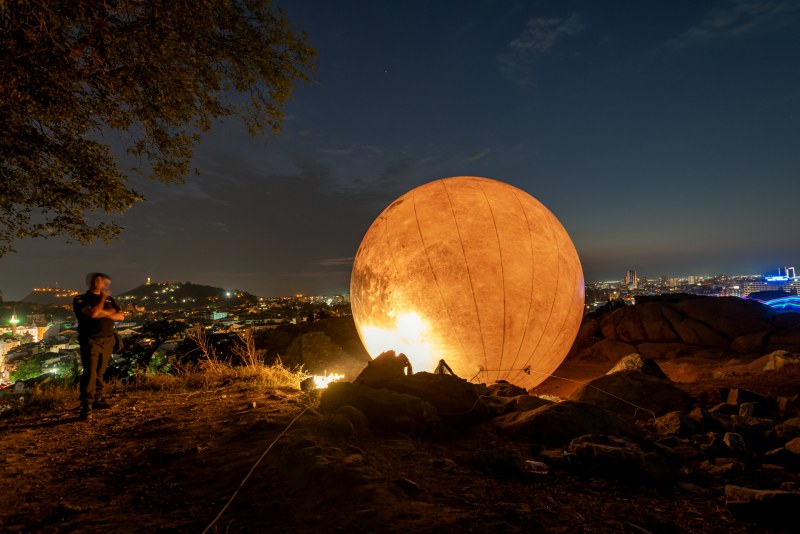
465,365,673,434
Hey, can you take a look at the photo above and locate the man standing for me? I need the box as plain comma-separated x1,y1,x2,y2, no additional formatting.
73,273,124,420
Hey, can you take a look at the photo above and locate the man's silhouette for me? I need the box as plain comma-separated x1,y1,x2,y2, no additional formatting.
72,273,124,420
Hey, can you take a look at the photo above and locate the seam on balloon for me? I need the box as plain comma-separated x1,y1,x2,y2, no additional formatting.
505,187,536,381
478,180,506,385
538,233,584,382
411,184,469,366
510,208,561,385
441,178,489,380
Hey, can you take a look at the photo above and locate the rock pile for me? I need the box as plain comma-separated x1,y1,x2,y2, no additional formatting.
318,351,800,530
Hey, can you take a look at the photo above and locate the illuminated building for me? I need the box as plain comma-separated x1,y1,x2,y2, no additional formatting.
624,270,637,289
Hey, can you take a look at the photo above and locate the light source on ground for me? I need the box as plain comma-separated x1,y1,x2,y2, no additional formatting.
350,176,584,389
303,372,345,391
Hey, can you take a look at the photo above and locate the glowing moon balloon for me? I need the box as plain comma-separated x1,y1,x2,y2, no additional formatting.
350,176,584,389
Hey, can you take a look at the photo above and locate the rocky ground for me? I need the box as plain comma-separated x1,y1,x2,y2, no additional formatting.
2,295,800,533
0,360,798,532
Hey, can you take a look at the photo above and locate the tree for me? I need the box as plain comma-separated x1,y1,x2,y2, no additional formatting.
10,355,44,382
118,318,189,372
0,0,315,256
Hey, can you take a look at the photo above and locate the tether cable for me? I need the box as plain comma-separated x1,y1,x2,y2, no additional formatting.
201,404,312,534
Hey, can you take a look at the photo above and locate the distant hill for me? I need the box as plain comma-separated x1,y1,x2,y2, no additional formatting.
20,287,80,306
117,281,258,308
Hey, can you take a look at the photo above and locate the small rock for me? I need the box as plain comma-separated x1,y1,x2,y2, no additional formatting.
764,447,800,468
785,437,800,455
695,458,746,479
431,458,457,471
512,395,553,412
775,395,799,416
738,402,755,417
723,432,747,454
654,411,700,437
688,407,729,433
335,405,370,432
474,446,526,478
761,350,800,371
393,477,421,497
760,463,784,473
326,414,354,438
523,460,549,474
775,417,800,441
539,448,569,466
696,432,727,456
727,388,768,406
300,376,316,392
488,380,528,397
248,401,257,409
676,481,708,495
639,452,671,479
709,403,739,416
342,454,364,465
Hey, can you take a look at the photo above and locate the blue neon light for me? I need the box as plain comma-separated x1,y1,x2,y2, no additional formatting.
765,276,791,282
753,295,800,312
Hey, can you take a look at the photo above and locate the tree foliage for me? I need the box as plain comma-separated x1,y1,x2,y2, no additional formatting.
0,0,315,255
118,318,189,372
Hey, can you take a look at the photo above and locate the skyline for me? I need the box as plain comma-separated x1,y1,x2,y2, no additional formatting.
1,0,799,299
2,263,798,301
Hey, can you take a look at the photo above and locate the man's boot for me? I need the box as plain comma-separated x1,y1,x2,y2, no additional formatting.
93,398,111,410
79,400,92,420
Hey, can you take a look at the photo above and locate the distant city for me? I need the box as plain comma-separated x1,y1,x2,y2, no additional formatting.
586,265,800,313
1,266,798,388
0,278,351,387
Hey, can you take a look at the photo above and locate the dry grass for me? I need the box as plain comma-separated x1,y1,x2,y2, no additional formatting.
1,327,309,417
0,381,78,417
129,359,305,393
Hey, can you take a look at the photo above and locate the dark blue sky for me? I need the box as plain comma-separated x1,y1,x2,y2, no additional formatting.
2,0,799,299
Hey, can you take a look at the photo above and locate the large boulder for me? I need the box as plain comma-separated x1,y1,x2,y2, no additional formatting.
575,338,636,362
635,342,694,360
285,331,368,381
767,323,800,352
354,350,413,387
380,372,489,423
730,331,770,354
573,296,784,361
569,371,696,419
599,303,682,344
567,434,671,480
606,353,668,379
493,400,640,446
487,380,528,397
675,297,774,339
319,382,440,433
598,300,735,347
668,317,729,347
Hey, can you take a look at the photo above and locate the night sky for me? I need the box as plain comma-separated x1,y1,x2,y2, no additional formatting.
2,0,799,300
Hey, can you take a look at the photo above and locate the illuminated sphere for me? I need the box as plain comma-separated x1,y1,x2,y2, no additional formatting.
350,176,585,389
